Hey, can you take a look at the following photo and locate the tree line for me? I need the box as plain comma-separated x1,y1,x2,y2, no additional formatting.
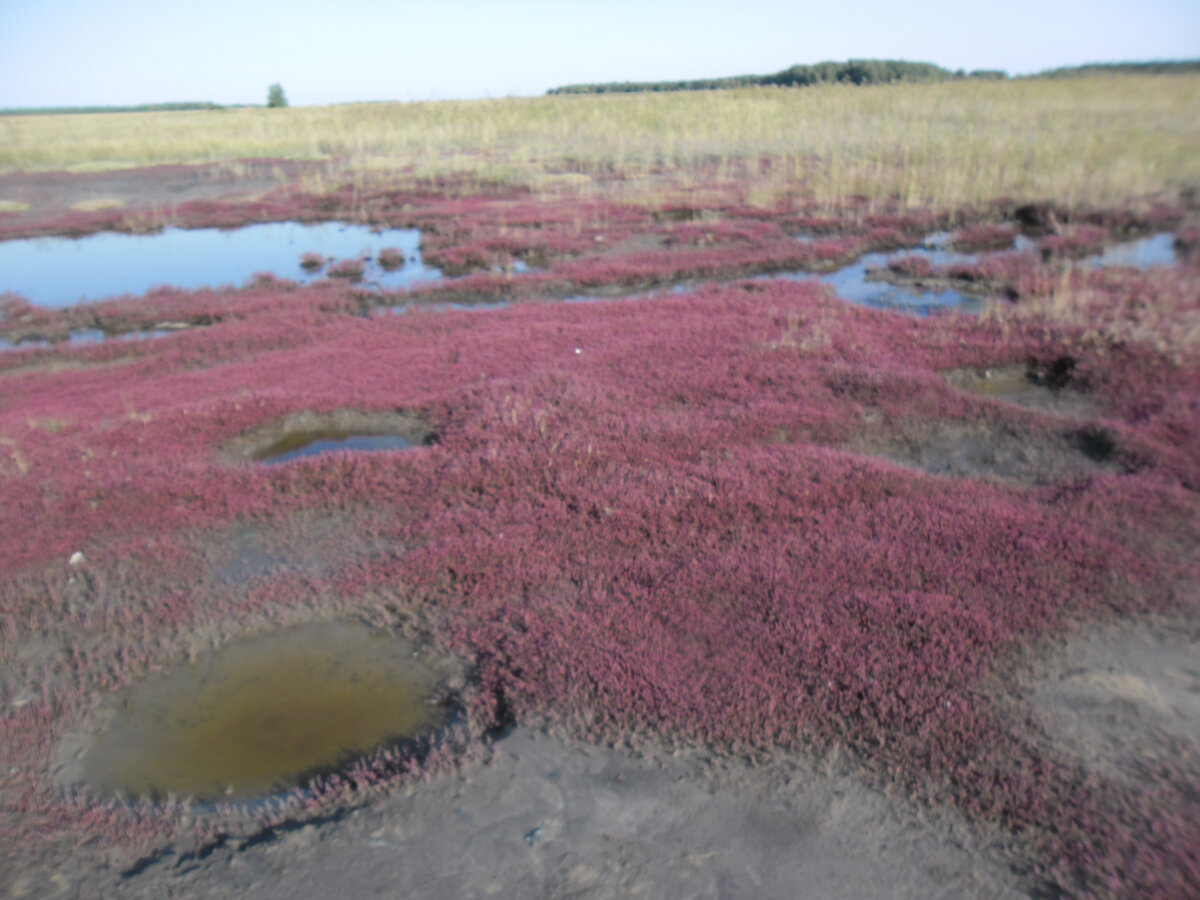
547,58,1199,95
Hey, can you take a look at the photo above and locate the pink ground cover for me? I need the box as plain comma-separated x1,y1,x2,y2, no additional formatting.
1,263,1198,894
1,176,1198,893
951,222,1017,252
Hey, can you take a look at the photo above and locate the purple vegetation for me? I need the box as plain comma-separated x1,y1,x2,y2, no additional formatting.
0,176,1197,896
376,247,406,270
326,258,366,280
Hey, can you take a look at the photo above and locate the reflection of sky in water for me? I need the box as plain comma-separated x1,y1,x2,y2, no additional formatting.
0,327,175,351
263,434,415,464
769,239,982,316
0,222,441,308
1,227,1181,349
1084,232,1176,269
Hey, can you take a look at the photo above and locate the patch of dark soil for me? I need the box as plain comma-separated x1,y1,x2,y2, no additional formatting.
202,508,401,586
1012,203,1066,236
1069,426,1118,463
941,364,1102,419
0,160,321,232
856,420,1123,485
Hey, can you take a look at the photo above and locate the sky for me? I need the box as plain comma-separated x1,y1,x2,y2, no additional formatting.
1,0,1198,108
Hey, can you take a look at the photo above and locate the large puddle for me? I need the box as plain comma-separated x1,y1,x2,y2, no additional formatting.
0,222,441,308
61,623,451,803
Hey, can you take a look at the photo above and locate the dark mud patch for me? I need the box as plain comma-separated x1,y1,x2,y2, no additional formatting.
203,508,403,586
93,728,1028,900
856,420,1125,485
0,160,319,233
1026,617,1200,781
221,409,433,464
941,365,1103,419
54,623,457,803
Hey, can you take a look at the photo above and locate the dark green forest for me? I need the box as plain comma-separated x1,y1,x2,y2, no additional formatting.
547,58,1199,95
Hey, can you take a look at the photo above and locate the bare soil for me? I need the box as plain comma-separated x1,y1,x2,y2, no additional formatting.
1029,613,1200,781
0,160,319,231
14,728,1031,900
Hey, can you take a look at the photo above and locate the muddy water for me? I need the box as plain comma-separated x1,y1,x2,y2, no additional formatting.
70,623,447,802
0,222,441,308
257,431,417,463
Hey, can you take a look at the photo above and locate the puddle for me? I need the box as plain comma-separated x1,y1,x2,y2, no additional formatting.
818,253,978,314
259,432,417,464
942,365,1102,419
1,328,178,353
221,410,433,464
58,623,452,803
0,222,442,308
1085,232,1177,269
768,233,1032,315
378,299,513,316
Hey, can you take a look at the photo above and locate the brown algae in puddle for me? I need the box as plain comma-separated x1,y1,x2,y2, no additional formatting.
70,623,449,802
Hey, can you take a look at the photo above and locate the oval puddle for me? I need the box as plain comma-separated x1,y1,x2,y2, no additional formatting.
222,410,433,464
258,431,417,464
60,623,453,803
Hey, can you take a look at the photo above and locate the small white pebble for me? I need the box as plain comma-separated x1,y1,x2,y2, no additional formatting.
69,551,85,567
574,348,582,355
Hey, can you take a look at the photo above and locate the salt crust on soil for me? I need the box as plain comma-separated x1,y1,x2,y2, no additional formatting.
29,729,1029,900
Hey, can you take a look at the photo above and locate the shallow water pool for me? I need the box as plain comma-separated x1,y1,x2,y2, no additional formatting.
0,221,442,308
67,623,448,803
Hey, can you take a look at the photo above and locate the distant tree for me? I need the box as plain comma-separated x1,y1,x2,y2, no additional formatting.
267,83,288,108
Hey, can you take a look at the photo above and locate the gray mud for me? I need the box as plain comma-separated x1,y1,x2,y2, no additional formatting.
856,420,1123,485
941,366,1102,420
35,728,1030,900
1029,617,1200,779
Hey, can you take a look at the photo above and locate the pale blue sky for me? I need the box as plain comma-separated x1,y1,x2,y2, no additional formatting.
1,0,1197,108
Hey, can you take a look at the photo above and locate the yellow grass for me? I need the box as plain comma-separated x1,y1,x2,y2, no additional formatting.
2,76,1198,207
69,197,126,211
0,200,30,213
